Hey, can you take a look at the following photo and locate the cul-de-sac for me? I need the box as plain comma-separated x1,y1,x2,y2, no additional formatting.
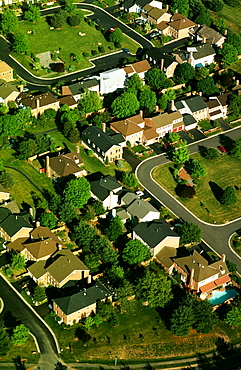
1,0,241,368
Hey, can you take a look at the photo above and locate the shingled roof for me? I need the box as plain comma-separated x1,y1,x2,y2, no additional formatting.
49,151,83,177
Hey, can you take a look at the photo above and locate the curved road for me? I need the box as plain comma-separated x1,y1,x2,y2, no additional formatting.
0,3,153,87
0,274,60,370
136,127,241,272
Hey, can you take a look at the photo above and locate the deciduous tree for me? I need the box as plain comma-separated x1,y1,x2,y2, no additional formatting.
12,32,29,54
78,91,102,114
195,10,212,27
225,307,241,327
127,73,143,91
12,324,29,345
11,253,26,270
104,216,124,242
39,211,57,229
230,137,241,157
23,5,40,22
139,89,157,112
111,92,140,118
172,141,189,164
64,177,91,209
122,239,151,265
170,0,189,17
187,159,207,178
0,9,18,34
109,28,123,43
197,76,217,96
219,43,238,65
177,221,202,245
145,68,170,90
174,63,195,83
221,186,237,206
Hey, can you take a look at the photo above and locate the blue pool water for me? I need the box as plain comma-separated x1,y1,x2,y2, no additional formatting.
208,289,238,306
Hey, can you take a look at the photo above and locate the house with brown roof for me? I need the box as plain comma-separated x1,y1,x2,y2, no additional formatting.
17,91,60,118
149,111,184,137
168,13,196,39
124,60,151,80
0,79,20,105
58,95,78,109
207,93,232,121
45,148,86,179
142,5,171,24
28,249,90,287
0,61,14,82
7,226,63,261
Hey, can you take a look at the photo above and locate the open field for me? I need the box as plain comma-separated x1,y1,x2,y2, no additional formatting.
0,336,39,363
152,153,241,224
16,15,139,75
211,4,241,33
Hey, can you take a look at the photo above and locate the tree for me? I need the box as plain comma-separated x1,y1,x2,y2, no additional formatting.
0,9,18,34
139,89,157,113
18,139,38,159
137,270,173,308
196,67,210,79
219,43,238,65
64,177,91,209
217,18,226,33
54,362,67,370
174,63,195,83
171,301,194,336
122,239,151,265
176,184,196,199
0,170,14,188
118,171,139,188
39,211,57,229
84,316,95,330
225,307,241,327
177,221,202,245
193,299,217,333
11,253,26,270
188,159,207,178
109,28,123,44
58,202,77,223
145,68,170,90
197,76,217,96
23,5,41,22
73,220,97,249
195,10,212,27
230,137,241,157
12,324,29,345
227,33,241,55
51,11,67,28
127,73,143,91
189,0,206,19
202,147,220,160
64,0,77,13
106,264,125,285
68,14,81,26
12,32,29,54
0,104,9,115
172,141,189,164
111,92,140,118
207,0,224,11
170,0,189,17
78,91,102,114
165,131,180,144
220,186,237,206
33,285,46,302
104,216,124,242
228,95,241,117
158,89,177,110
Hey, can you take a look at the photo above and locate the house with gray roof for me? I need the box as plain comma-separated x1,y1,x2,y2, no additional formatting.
172,95,208,121
133,219,180,256
127,199,159,223
53,280,112,325
0,209,33,242
195,25,226,48
145,50,178,78
173,43,216,68
81,126,124,164
61,78,99,102
89,174,122,210
0,79,19,105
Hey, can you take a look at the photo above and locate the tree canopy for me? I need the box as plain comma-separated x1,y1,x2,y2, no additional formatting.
64,177,91,209
111,92,140,118
12,32,29,54
12,324,29,345
230,137,241,157
177,221,202,245
145,68,171,90
174,63,195,83
187,159,207,178
0,9,18,34
225,307,241,327
11,253,26,270
139,89,157,113
169,0,189,17
109,28,124,43
220,186,237,206
104,216,124,243
172,141,189,164
219,43,238,65
122,239,151,265
23,5,41,22
127,73,143,91
78,91,102,114
197,76,217,96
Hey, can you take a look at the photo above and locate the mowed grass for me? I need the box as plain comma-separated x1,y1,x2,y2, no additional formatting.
16,15,139,73
45,304,225,363
0,336,39,363
152,153,241,224
211,4,241,33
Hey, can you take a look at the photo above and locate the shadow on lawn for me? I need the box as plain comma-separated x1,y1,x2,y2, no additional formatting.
209,181,223,203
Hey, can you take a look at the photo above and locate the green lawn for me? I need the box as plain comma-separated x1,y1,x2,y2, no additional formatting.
211,4,241,33
16,15,139,75
0,336,39,363
152,153,241,224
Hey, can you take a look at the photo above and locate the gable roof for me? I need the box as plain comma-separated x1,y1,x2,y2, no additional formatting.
124,60,151,75
53,280,112,315
0,61,13,73
18,91,58,109
150,111,182,128
58,95,77,107
0,79,18,99
175,95,207,113
82,126,121,155
127,199,159,219
49,151,83,177
67,79,99,95
0,209,33,238
169,13,196,30
197,25,225,45
183,114,197,127
90,175,122,201
134,219,179,248
111,115,144,137
189,43,216,60
146,49,176,68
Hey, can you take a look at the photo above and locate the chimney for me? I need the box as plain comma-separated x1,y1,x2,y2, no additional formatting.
155,105,159,112
19,84,24,93
199,91,202,97
112,208,117,218
170,100,175,112
76,145,80,153
189,268,195,290
36,221,40,227
221,254,226,262
58,243,63,250
87,274,91,284
29,207,35,219
36,98,40,112
236,79,240,86
160,58,164,72
102,122,106,132
224,29,227,36
139,110,143,118
188,51,193,66
202,36,206,43
45,156,51,178
166,4,169,11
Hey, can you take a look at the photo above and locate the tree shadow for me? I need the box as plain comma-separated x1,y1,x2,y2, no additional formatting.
209,181,223,202
74,327,91,344
219,134,235,152
198,145,208,158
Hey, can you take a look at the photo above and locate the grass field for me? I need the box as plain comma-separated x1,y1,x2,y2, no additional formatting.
0,335,39,363
152,153,241,224
211,4,241,33
16,15,139,75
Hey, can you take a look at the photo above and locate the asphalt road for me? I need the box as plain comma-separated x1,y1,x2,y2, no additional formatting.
0,274,60,370
136,127,241,272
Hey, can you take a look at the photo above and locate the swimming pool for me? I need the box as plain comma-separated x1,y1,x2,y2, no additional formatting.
208,289,238,306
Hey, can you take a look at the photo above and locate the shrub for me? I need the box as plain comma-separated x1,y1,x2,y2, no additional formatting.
98,46,105,53
116,160,123,168
68,14,81,27
176,184,196,199
83,52,90,57
92,49,98,56
115,41,122,48
25,50,31,56
52,53,58,61
53,63,65,72
87,149,93,156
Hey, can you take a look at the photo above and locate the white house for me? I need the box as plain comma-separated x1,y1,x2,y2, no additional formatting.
187,44,216,68
89,175,122,210
127,199,160,223
99,68,126,95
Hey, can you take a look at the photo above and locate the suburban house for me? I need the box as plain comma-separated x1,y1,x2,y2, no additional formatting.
182,114,198,130
157,249,230,295
195,25,226,48
28,249,90,288
172,95,209,121
148,111,184,137
0,61,14,82
127,199,160,223
0,208,33,242
7,226,63,261
99,68,126,95
17,91,60,118
122,0,160,14
142,5,171,24
145,50,178,78
58,95,78,109
173,43,216,68
89,174,122,210
81,126,124,163
133,219,180,256
0,79,19,105
124,60,151,80
53,279,112,324
207,92,232,121
157,13,196,40
45,148,85,179
0,185,10,203
61,78,100,102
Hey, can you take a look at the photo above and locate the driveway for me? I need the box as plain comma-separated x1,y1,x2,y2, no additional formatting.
217,118,231,132
136,127,241,273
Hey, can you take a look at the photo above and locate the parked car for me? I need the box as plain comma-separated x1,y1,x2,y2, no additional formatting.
109,28,117,33
135,19,145,25
217,145,227,153
149,31,160,38
122,48,131,54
